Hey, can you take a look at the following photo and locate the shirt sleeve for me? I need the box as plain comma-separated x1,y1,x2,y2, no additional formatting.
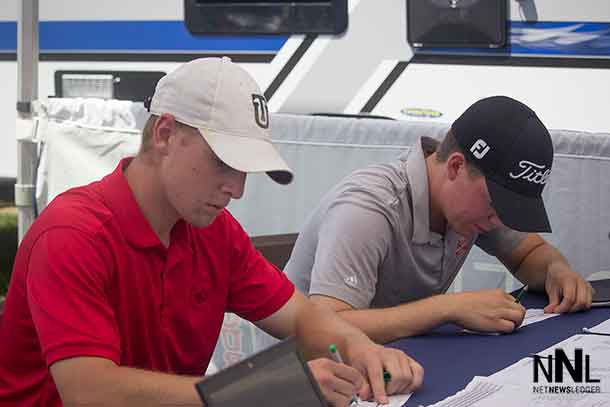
475,226,527,263
309,202,392,309
26,228,121,367
224,213,295,322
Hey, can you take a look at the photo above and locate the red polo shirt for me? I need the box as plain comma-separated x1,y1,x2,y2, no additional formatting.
0,159,294,406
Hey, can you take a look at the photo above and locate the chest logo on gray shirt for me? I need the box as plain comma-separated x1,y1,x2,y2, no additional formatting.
344,275,359,288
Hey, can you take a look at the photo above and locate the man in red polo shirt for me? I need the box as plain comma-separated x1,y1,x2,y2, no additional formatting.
0,57,423,407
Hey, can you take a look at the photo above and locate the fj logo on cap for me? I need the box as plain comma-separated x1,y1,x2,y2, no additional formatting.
470,139,490,159
252,94,269,129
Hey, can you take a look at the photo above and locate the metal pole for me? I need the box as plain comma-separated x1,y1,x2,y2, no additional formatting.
16,0,39,242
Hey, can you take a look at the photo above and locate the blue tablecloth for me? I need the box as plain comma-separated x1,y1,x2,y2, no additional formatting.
387,292,610,406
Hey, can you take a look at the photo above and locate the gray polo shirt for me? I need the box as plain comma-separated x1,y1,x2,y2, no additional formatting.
285,137,526,309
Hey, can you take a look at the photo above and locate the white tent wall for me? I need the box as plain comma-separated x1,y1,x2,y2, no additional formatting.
29,98,610,368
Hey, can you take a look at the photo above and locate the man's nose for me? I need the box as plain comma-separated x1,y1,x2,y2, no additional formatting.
488,213,504,228
221,169,246,199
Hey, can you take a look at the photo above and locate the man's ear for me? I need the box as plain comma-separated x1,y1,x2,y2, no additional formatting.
446,152,466,181
150,113,177,155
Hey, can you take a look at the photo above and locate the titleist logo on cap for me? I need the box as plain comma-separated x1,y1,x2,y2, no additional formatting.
509,160,551,185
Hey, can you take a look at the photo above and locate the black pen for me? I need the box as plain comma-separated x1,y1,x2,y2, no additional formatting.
514,285,528,303
582,327,610,337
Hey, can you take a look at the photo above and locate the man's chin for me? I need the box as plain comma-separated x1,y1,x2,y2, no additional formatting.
456,227,476,239
188,215,217,228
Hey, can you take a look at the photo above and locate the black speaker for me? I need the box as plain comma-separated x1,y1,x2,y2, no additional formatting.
407,0,507,48
185,0,348,35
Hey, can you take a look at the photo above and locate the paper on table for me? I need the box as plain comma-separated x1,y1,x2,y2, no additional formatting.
440,330,610,407
462,309,559,335
587,317,610,334
426,376,523,407
428,375,610,407
520,309,559,327
537,333,610,365
491,334,610,391
356,393,411,407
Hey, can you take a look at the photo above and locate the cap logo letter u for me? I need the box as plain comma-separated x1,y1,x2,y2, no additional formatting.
470,139,490,159
252,94,269,129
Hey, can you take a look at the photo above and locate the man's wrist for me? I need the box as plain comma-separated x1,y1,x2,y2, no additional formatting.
438,293,462,324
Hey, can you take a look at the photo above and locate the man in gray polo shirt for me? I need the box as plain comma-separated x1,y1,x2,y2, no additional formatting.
285,96,593,344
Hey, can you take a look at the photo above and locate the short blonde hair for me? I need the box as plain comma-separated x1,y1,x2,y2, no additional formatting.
139,114,158,154
139,115,195,153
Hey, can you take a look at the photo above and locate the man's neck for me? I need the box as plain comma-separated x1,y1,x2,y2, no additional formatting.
425,153,447,235
124,155,178,247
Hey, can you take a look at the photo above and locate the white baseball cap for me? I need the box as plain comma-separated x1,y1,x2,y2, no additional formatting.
148,57,293,185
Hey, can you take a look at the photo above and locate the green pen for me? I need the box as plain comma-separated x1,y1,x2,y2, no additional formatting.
514,285,528,304
329,344,359,406
383,369,392,384
329,344,393,404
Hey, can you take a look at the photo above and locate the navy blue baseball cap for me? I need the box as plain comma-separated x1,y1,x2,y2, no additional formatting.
452,96,553,233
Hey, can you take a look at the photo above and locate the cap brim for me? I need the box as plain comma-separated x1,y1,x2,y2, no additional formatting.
486,178,552,233
200,129,293,185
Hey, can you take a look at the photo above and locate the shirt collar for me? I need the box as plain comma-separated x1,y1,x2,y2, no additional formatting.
405,138,443,245
98,158,191,250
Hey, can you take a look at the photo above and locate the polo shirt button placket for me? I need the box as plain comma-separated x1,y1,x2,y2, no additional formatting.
160,269,166,324
160,256,170,324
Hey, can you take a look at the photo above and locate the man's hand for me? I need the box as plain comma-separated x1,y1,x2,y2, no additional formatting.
544,262,593,313
448,289,526,333
258,291,423,404
342,341,424,404
308,358,363,407
502,233,593,314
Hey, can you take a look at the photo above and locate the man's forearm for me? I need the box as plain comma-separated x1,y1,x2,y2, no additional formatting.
253,291,371,359
335,295,454,344
513,241,569,291
96,366,202,407
52,357,202,407
294,299,371,360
